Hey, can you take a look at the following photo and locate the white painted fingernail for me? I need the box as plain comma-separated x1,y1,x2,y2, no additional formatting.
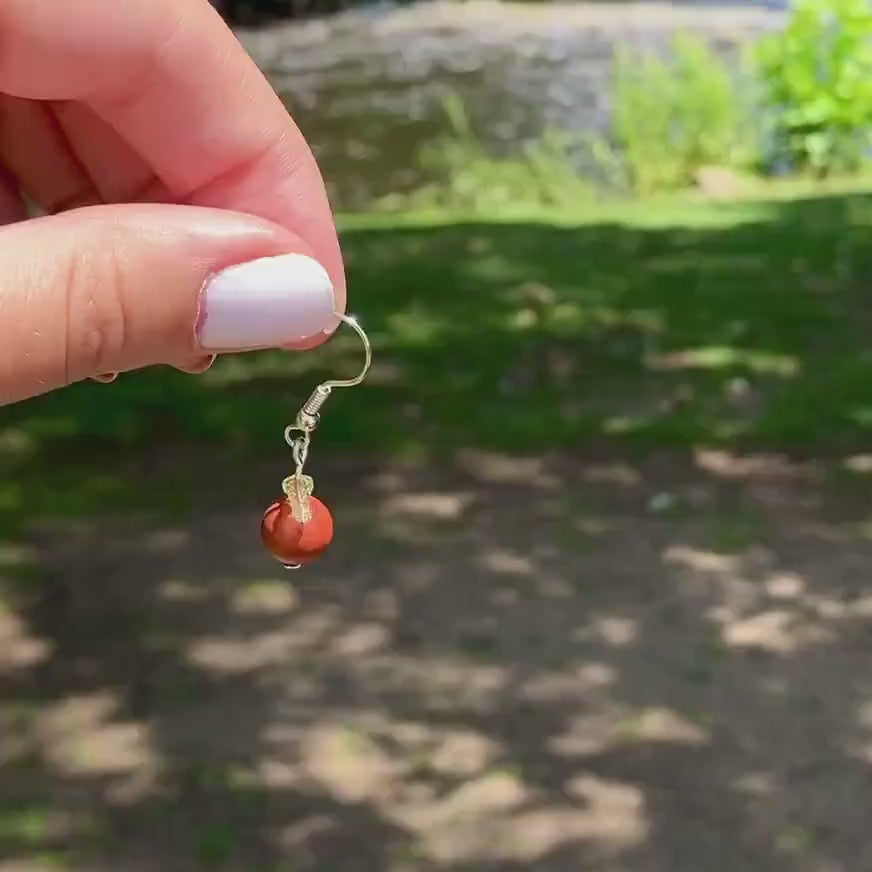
197,253,335,351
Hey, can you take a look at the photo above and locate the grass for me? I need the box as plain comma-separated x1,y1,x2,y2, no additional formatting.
3,182,872,528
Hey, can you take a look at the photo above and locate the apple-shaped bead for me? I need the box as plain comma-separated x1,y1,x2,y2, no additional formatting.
260,496,334,566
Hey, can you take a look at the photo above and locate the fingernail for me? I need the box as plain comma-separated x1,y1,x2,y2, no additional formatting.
197,253,335,351
174,354,217,375
90,372,118,384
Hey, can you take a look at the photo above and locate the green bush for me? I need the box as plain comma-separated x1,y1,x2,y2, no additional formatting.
755,0,872,177
609,32,757,194
379,6,872,208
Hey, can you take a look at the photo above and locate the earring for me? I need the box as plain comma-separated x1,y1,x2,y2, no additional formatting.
260,313,372,569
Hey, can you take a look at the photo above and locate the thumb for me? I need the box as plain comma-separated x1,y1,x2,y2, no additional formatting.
0,204,338,405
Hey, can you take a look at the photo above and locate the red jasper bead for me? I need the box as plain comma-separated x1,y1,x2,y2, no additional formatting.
261,496,334,566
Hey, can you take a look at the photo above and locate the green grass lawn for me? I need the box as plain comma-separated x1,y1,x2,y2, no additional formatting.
3,184,872,527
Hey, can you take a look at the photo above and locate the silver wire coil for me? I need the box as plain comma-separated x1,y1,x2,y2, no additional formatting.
302,384,332,416
295,384,332,431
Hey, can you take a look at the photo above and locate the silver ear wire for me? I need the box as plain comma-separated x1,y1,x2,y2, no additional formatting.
284,312,372,441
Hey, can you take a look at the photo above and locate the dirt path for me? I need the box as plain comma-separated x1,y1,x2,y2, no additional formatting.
1,449,871,871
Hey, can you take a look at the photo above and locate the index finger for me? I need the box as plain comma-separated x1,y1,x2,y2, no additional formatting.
0,0,345,316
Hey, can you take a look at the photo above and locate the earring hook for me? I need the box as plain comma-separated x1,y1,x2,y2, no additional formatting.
284,311,372,445
322,313,372,390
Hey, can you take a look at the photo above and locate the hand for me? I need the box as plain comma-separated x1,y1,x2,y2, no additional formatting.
0,0,344,405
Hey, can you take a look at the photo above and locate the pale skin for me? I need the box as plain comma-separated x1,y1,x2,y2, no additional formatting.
0,0,345,405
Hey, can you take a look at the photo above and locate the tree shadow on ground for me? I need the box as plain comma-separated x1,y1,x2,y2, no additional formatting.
2,451,872,871
2,191,872,870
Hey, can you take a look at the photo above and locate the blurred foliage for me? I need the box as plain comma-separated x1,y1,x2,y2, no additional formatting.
373,3,872,203
611,0,872,186
374,92,597,213
376,37,759,207
608,33,759,194
755,0,872,177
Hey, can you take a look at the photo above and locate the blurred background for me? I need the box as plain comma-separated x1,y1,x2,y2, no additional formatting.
3,0,872,869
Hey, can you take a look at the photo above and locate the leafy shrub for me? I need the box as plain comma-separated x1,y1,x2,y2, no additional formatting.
609,32,758,194
755,0,872,177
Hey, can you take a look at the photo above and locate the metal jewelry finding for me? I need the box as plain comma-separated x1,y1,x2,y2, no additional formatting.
260,312,373,570
284,312,372,439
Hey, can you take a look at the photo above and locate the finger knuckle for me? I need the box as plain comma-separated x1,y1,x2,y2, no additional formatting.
64,243,129,379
